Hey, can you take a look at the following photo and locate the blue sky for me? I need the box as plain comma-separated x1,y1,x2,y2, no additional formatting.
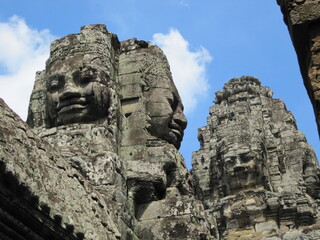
0,0,319,169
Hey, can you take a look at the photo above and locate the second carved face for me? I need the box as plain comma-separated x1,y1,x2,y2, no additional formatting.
221,145,263,195
146,81,187,149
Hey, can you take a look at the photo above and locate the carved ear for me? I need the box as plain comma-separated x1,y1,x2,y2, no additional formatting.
140,71,150,92
45,98,58,128
139,65,151,92
141,80,149,92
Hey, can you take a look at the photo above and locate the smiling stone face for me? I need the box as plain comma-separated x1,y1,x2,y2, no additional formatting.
220,143,263,195
46,55,110,126
27,24,120,129
119,39,187,149
146,81,187,149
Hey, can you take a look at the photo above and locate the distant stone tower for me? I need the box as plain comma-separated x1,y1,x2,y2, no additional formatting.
192,76,320,239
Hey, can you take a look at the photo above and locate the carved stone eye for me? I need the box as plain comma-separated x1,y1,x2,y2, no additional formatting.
171,95,179,110
80,67,97,85
224,157,235,169
239,152,254,163
80,76,92,85
48,75,64,92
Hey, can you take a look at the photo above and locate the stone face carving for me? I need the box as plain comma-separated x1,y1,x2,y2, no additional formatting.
25,25,135,239
1,24,320,240
27,24,123,189
192,76,320,239
28,24,120,129
25,25,212,240
277,0,320,136
146,75,187,149
144,61,187,149
46,53,111,125
219,139,265,195
119,38,186,149
118,38,212,240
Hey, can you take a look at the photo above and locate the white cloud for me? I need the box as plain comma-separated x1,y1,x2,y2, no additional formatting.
0,16,54,120
152,28,212,113
0,20,210,119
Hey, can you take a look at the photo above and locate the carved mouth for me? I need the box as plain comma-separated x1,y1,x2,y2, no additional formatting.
234,166,247,174
226,167,248,178
171,128,182,141
169,120,183,142
57,97,87,114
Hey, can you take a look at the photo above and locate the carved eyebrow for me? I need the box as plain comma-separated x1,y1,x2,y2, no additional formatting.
225,156,234,161
80,67,99,79
47,74,64,84
82,66,97,73
48,74,62,79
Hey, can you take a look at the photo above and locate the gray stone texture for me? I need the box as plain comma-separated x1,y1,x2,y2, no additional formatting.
192,76,320,239
0,24,319,240
0,98,122,239
25,25,213,239
277,0,320,136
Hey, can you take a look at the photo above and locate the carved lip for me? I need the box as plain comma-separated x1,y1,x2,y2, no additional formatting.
57,97,87,113
171,128,183,141
169,120,183,141
234,166,247,174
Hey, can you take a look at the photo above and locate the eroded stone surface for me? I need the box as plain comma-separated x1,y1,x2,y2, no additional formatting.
119,38,187,150
277,0,320,135
24,25,213,240
1,24,320,240
118,37,213,240
192,76,320,239
0,98,122,240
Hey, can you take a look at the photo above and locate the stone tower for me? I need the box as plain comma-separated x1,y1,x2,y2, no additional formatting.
1,23,320,239
25,25,215,240
192,76,320,239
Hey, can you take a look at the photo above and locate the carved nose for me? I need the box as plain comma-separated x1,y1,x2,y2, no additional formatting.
173,111,187,130
59,82,81,101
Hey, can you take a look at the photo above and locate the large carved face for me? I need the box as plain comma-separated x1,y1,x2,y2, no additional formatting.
46,55,110,126
146,80,187,149
221,144,263,195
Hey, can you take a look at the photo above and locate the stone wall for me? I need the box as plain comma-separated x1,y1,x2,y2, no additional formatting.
277,0,320,136
0,98,122,240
